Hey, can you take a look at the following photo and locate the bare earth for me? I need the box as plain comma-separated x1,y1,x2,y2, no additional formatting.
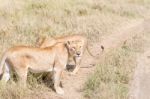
130,50,150,99
32,19,145,99
130,19,150,99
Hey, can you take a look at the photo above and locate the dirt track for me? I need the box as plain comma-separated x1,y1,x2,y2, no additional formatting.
129,19,150,99
130,50,150,99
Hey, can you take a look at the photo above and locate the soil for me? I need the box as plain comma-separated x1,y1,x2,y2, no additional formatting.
129,19,150,99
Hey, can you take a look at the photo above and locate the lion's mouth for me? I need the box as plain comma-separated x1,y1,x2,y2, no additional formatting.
75,55,81,57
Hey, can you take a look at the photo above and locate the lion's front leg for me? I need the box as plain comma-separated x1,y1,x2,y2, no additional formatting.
53,68,64,95
71,57,81,75
71,64,80,75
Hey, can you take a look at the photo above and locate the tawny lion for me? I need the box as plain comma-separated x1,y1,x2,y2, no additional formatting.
36,34,104,75
0,41,82,95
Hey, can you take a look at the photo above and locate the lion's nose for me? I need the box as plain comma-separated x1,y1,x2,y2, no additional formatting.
76,52,81,56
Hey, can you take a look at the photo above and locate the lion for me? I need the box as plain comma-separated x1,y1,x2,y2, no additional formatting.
0,41,81,95
36,34,104,75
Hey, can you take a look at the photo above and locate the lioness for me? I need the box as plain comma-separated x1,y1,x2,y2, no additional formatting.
0,41,80,95
36,34,87,75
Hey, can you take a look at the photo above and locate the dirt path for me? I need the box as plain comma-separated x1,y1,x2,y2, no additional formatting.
47,19,145,99
130,50,150,99
129,20,150,99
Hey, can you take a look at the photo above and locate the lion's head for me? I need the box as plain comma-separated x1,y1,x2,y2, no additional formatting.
65,40,84,58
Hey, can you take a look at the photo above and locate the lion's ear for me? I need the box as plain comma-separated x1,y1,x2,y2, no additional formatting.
65,41,70,45
65,41,71,48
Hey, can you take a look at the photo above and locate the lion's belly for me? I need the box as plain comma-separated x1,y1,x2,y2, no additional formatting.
28,66,53,73
28,60,54,73
27,53,55,73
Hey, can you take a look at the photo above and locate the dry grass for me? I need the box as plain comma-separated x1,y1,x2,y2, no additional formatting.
0,73,55,99
0,0,149,51
84,31,150,99
0,0,150,99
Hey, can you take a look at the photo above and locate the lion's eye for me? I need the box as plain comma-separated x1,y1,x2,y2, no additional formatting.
71,47,75,50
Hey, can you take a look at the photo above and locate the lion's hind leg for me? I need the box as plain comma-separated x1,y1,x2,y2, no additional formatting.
1,62,10,83
15,67,28,87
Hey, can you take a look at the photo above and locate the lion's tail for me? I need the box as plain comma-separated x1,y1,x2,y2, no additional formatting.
86,43,104,58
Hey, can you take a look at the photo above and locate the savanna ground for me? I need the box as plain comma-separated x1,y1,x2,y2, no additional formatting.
0,0,150,99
